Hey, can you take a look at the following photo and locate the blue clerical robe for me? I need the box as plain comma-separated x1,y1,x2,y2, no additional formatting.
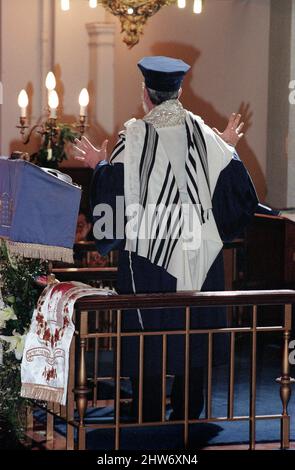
90,153,259,375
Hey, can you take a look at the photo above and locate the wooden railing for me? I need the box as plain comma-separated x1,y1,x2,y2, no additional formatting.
31,290,295,451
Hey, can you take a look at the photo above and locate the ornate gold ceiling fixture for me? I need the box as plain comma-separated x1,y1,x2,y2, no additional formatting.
60,1,203,48
100,1,177,47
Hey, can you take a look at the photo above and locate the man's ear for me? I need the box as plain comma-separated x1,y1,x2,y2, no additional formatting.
178,87,183,99
143,86,154,111
144,86,150,102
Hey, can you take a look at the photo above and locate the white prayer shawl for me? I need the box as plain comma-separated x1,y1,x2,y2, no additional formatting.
21,281,116,405
112,101,234,291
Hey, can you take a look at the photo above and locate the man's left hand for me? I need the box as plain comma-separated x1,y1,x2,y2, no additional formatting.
213,113,244,148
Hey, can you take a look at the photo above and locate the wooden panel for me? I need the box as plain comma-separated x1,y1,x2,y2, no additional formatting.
244,214,295,289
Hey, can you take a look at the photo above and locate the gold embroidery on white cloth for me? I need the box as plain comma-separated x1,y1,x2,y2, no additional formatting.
143,99,186,128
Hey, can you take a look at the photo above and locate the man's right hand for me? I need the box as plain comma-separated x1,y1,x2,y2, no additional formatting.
73,136,109,169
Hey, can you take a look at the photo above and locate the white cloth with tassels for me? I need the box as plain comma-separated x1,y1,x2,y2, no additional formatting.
21,281,116,405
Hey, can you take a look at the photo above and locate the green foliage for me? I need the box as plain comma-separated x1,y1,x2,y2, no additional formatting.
0,241,47,438
30,123,78,169
0,242,45,334
0,354,26,439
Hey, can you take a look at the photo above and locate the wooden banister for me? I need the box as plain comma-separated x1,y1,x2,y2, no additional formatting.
75,289,295,311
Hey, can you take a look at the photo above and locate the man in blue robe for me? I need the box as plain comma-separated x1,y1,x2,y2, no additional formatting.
74,56,260,422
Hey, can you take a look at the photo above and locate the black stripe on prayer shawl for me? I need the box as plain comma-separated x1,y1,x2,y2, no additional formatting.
140,127,159,209
110,135,126,162
139,122,150,178
185,161,204,223
147,163,173,258
136,123,158,252
186,184,204,224
162,204,184,270
152,190,183,267
110,142,125,163
190,117,211,197
192,132,211,198
164,220,183,270
151,187,180,263
192,116,208,162
185,120,207,222
149,174,178,260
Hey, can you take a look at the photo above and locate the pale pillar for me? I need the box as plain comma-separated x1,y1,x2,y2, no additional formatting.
40,0,55,112
86,22,116,135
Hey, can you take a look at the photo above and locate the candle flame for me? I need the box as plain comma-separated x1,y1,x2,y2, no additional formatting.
79,88,89,107
45,72,56,91
48,90,59,109
18,89,29,108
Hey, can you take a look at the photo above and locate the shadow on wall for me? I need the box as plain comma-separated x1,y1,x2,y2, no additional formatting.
150,41,266,201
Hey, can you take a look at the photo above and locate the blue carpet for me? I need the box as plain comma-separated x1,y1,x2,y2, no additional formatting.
34,337,295,449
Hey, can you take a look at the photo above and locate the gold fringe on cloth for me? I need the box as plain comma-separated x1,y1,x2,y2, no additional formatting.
6,241,74,264
21,383,64,404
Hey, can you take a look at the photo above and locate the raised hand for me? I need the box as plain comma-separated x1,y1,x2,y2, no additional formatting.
73,136,109,169
213,113,244,148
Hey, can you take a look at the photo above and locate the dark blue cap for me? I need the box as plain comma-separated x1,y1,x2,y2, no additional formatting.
137,56,191,92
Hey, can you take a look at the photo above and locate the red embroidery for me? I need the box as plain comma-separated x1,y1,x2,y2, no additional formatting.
42,366,57,382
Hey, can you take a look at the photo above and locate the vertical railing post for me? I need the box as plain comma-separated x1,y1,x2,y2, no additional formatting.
276,304,295,450
26,405,34,432
138,334,144,425
162,334,167,422
74,310,89,450
46,402,54,442
227,331,235,419
206,332,213,419
115,309,122,450
184,307,190,448
66,333,76,450
249,305,257,450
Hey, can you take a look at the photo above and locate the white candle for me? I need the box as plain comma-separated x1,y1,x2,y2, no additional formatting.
45,71,56,91
47,148,52,161
18,89,29,118
48,90,59,119
178,0,186,8
79,88,89,116
193,0,202,14
61,0,70,11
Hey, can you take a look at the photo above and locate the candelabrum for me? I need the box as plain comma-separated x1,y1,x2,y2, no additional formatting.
16,73,90,167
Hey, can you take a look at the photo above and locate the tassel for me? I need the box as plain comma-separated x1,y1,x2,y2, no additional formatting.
21,383,64,404
7,241,74,264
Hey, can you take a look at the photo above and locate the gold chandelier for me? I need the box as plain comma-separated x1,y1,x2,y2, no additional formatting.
60,1,203,48
101,1,177,47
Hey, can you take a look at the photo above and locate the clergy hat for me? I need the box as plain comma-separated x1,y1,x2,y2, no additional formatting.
137,56,190,92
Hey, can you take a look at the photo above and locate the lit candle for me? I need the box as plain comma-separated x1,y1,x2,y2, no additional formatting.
48,90,59,119
178,0,186,8
18,89,29,118
89,0,97,8
45,71,56,92
193,0,202,14
47,148,52,161
79,88,89,116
